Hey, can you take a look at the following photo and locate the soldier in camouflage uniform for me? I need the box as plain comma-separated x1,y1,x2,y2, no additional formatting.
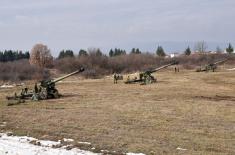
114,73,118,84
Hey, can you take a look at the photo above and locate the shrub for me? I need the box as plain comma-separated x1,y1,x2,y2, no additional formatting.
54,53,168,78
0,59,50,82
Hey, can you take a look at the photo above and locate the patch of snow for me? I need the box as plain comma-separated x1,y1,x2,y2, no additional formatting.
100,149,109,153
0,133,100,155
78,142,91,145
0,133,145,155
19,136,37,142
39,140,61,147
63,138,74,142
176,147,187,151
0,122,6,127
17,83,25,86
0,84,15,88
227,68,235,71
62,144,73,148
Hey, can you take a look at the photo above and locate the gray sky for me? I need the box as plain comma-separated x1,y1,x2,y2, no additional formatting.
0,0,235,55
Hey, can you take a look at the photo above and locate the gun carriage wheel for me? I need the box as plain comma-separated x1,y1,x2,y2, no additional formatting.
39,88,48,100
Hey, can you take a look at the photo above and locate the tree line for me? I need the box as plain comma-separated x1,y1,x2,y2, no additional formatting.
26,42,234,78
0,42,234,81
56,43,234,60
2,42,233,64
1,41,234,63
0,50,30,62
57,46,166,59
1,42,234,69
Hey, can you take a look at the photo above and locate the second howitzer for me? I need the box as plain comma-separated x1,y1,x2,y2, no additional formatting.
125,61,178,85
196,59,228,72
7,68,85,101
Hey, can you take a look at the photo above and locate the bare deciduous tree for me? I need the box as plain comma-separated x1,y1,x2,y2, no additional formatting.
216,46,223,53
87,47,103,56
29,44,53,68
194,41,208,53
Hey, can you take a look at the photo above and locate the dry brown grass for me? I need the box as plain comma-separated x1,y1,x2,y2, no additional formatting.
0,69,235,154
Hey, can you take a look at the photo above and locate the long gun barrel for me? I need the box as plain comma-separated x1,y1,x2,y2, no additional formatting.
40,68,85,88
125,61,178,84
196,58,228,72
148,61,178,74
52,68,85,83
213,59,228,65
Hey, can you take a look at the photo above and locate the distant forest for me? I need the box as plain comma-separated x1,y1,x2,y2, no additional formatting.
0,42,234,81
0,50,30,62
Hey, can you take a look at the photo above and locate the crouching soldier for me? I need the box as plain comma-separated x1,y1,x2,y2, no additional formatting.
31,83,39,101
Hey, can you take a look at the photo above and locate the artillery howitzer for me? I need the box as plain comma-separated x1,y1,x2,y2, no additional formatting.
196,59,228,72
125,61,178,85
7,68,85,102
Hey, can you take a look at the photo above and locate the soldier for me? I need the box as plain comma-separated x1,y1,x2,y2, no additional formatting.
127,75,130,82
34,83,38,93
31,83,40,101
114,73,117,84
21,87,28,96
175,66,180,72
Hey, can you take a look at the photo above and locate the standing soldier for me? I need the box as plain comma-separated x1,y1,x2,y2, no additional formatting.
114,73,117,84
34,83,39,93
175,66,180,72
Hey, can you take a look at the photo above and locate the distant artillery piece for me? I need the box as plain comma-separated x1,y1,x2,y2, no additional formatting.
196,59,228,72
125,61,179,85
6,68,85,102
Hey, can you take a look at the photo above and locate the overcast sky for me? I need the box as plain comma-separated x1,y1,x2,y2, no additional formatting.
0,0,234,55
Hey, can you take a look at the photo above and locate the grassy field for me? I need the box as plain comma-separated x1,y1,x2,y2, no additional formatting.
0,69,235,154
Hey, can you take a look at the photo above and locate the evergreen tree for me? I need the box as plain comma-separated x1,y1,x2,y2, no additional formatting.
115,48,120,56
96,49,103,56
121,50,126,55
0,52,3,62
109,49,114,57
18,51,24,59
58,50,65,59
184,46,191,56
58,50,74,59
226,43,234,54
24,51,30,59
135,48,141,54
131,48,136,54
110,48,126,57
64,50,74,57
0,50,30,62
130,48,141,54
156,46,166,57
79,49,88,57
